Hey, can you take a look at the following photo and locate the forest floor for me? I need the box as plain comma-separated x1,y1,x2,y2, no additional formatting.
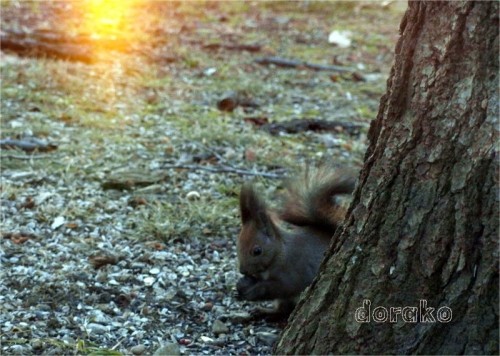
1,1,405,355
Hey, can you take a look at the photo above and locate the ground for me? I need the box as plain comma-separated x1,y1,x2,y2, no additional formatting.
1,1,405,355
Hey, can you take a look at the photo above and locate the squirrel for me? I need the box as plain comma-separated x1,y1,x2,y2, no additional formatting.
235,166,357,320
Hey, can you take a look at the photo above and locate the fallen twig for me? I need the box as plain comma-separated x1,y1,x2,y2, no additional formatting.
1,30,128,62
1,153,55,160
1,34,94,63
204,43,262,52
0,137,58,152
255,56,356,73
197,144,232,166
162,163,284,179
101,171,168,190
261,118,367,135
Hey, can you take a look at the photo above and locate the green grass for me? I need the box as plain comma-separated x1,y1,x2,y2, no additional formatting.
0,1,404,244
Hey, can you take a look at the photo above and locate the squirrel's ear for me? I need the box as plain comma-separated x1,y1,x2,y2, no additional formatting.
257,211,281,240
240,183,265,224
239,183,281,239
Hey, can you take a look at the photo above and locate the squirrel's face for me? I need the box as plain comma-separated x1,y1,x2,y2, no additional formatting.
238,183,282,279
237,218,281,278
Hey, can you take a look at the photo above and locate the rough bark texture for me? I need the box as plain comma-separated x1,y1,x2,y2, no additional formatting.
275,1,499,354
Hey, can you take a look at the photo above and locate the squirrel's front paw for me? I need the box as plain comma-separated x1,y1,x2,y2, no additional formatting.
250,306,290,323
236,275,264,301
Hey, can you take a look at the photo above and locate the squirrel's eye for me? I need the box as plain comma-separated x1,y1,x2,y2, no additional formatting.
252,246,262,256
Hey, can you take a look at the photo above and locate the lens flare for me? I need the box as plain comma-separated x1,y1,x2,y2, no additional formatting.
85,0,135,39
77,0,144,60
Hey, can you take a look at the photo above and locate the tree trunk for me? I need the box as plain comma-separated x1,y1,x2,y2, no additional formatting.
275,1,499,354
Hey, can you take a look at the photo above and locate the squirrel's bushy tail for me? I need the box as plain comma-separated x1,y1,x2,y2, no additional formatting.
280,166,357,234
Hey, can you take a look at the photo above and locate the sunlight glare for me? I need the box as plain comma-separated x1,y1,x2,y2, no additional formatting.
84,0,137,39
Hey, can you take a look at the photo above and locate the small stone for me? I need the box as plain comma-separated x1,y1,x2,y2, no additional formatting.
212,250,220,262
199,335,214,343
153,342,180,356
131,344,146,355
256,331,278,346
96,270,108,283
201,302,213,311
34,192,51,205
97,303,115,313
87,323,107,335
227,311,252,323
204,67,217,76
116,273,133,282
46,347,63,355
2,303,15,311
186,191,201,200
212,319,229,335
144,276,155,286
51,216,65,230
9,345,29,354
164,288,177,300
167,328,181,338
30,339,43,350
212,305,225,315
61,335,75,344
131,262,147,270
38,304,52,312
149,267,161,275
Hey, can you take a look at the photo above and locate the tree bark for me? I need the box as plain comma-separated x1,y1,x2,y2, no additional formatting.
275,1,499,354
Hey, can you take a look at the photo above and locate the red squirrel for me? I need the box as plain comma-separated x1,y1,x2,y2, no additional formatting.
236,166,356,319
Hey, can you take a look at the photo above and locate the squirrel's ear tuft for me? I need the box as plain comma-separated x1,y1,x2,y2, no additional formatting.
240,183,265,224
240,183,280,239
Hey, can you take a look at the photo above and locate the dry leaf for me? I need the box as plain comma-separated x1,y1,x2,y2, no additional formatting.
3,232,36,244
65,222,79,229
89,254,119,269
245,149,257,162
